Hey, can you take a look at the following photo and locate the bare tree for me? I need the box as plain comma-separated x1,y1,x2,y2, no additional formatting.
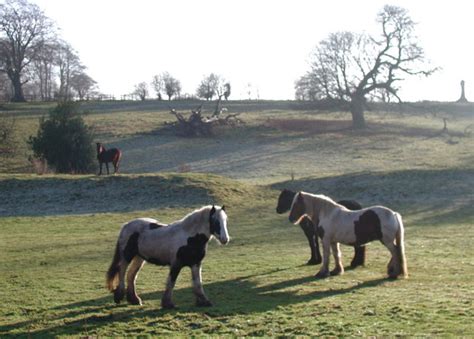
56,41,84,100
196,73,228,101
0,0,55,102
151,74,164,100
31,41,57,101
70,72,97,100
223,82,231,100
133,82,148,101
301,5,436,129
152,72,181,100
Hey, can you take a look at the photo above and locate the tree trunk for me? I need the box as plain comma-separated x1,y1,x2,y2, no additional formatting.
10,72,26,102
350,95,366,129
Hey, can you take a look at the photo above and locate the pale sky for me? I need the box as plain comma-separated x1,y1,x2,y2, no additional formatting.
33,0,473,102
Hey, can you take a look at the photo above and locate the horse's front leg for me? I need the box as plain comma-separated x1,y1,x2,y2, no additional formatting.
300,217,321,265
161,264,182,309
98,162,103,175
191,264,212,307
330,242,344,276
105,162,110,175
315,238,331,278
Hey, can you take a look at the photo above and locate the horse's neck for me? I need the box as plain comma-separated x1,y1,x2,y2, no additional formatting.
173,208,209,236
311,195,336,220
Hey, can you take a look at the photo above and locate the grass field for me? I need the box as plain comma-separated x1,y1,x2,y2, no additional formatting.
0,100,473,336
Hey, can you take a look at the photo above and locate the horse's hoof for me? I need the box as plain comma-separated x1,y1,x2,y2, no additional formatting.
307,257,322,265
161,300,176,309
350,261,364,269
315,271,330,279
196,299,213,307
330,268,344,276
113,289,125,304
127,293,142,306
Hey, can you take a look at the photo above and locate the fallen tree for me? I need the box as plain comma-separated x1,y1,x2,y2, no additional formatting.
167,100,243,137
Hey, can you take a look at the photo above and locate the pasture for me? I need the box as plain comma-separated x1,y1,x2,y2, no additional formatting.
0,101,473,336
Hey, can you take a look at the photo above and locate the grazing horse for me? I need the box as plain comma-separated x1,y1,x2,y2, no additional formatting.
106,205,229,309
277,189,366,268
289,192,407,279
96,143,122,175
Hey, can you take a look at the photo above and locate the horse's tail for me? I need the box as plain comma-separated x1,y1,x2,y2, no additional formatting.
394,212,408,278
106,240,122,291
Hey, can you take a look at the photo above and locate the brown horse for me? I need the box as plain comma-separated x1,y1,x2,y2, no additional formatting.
97,143,122,175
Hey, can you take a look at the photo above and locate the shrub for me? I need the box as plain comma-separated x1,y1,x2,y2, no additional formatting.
28,102,97,174
0,115,17,157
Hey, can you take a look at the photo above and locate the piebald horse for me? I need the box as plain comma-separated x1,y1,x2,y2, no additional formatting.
277,189,366,267
289,192,407,279
106,205,229,309
96,142,122,175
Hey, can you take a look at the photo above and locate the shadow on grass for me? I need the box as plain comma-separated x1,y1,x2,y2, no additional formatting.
0,270,390,337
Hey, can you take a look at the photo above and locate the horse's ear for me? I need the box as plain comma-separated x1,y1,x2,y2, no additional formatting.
210,205,216,216
221,205,226,211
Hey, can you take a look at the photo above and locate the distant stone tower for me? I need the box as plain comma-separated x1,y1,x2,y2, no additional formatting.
457,80,468,103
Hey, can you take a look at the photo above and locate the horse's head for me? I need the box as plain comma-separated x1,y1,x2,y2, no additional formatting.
209,205,230,245
276,189,296,214
96,143,104,155
289,192,307,224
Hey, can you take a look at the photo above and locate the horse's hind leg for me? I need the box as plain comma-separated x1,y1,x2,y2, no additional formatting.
191,264,212,307
113,159,120,174
384,241,401,279
114,260,129,303
350,245,366,268
126,257,145,305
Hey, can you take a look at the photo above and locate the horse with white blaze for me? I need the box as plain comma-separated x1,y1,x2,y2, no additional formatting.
289,192,407,279
106,205,229,309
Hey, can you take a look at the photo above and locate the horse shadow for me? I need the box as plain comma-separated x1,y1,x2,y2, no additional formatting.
2,270,390,337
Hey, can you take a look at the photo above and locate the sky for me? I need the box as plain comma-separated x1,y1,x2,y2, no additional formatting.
33,0,473,102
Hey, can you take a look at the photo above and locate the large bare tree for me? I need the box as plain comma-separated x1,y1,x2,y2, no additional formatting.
300,5,436,129
0,0,54,102
196,73,228,101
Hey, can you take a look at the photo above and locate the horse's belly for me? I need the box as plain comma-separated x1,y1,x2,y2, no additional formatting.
138,237,173,266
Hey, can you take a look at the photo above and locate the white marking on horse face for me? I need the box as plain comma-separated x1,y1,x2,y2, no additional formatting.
216,208,230,245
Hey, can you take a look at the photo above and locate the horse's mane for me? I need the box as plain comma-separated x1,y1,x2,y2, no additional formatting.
169,205,214,231
302,192,339,216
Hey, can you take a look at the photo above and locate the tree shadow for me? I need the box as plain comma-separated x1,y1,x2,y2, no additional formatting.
1,269,390,337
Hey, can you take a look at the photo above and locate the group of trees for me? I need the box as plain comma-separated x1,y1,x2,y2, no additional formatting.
133,72,231,101
295,5,436,128
0,0,97,102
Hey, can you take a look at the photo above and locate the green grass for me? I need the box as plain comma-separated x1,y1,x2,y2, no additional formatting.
0,100,473,336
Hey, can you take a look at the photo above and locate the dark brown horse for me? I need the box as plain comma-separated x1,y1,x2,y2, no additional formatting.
277,189,366,268
97,143,122,175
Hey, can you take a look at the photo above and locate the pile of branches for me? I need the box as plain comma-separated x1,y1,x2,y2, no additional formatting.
167,101,243,137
